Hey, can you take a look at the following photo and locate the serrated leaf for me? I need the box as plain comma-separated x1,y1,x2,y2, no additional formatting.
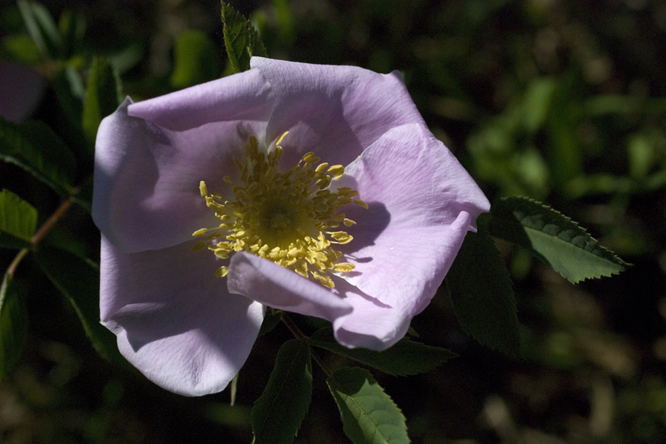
170,30,220,89
327,367,409,444
33,246,126,365
446,226,521,356
251,339,312,444
0,189,37,249
82,57,121,144
0,117,76,196
309,327,456,376
488,196,628,283
221,1,267,74
0,273,28,381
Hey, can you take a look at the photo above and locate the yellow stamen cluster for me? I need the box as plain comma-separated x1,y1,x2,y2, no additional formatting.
193,133,367,289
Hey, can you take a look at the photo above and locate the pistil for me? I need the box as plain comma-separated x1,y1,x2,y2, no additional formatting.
193,134,366,288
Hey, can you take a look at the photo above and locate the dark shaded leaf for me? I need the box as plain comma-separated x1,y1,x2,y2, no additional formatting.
33,246,126,365
251,339,312,444
446,226,521,356
0,117,76,196
17,0,62,59
258,308,282,337
0,273,28,381
309,327,456,376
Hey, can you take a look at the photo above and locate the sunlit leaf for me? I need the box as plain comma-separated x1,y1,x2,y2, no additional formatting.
0,273,28,381
251,339,312,444
82,57,121,145
33,246,126,365
309,327,457,376
446,225,521,356
488,196,628,283
0,117,76,196
327,367,409,444
0,189,37,249
221,1,267,74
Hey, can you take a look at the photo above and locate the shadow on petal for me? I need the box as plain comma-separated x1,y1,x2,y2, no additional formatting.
332,275,391,309
339,201,391,263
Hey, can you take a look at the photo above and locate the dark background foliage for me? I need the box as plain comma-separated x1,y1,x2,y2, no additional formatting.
2,0,666,442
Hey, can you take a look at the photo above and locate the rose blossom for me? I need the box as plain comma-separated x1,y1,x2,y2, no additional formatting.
92,57,490,396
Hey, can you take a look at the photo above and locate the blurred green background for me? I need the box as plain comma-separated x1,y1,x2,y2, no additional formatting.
2,0,666,442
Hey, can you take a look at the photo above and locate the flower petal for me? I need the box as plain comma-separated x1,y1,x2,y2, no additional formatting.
335,123,489,336
127,68,274,131
227,252,353,322
100,237,264,396
92,98,263,252
251,57,426,168
227,253,411,351
328,277,411,351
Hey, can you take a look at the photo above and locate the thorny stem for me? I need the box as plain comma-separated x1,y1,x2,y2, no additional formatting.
280,312,333,378
6,187,81,277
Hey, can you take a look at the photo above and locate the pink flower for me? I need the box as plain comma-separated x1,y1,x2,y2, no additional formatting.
92,57,490,396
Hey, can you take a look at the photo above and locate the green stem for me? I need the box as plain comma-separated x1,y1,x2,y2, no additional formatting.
280,312,332,378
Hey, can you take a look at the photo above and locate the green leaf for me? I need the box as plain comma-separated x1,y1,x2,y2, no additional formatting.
258,308,282,337
0,117,76,196
82,57,121,145
546,79,583,186
0,189,37,249
446,225,521,356
170,30,221,89
251,339,312,444
0,273,29,381
33,247,126,365
522,77,556,132
0,35,42,64
327,367,409,444
58,9,86,60
488,196,629,283
221,1,267,74
17,0,62,59
309,327,456,376
51,69,90,164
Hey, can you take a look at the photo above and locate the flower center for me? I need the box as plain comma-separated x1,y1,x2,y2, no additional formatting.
193,133,367,289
